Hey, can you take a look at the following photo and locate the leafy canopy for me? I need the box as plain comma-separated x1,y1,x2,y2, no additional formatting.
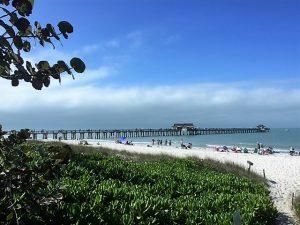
0,125,73,224
0,0,85,90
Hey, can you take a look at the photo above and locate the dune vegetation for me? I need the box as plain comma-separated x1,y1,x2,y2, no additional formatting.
0,132,278,225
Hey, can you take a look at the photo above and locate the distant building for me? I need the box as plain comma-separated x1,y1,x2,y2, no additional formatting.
257,124,265,129
256,124,270,132
172,123,195,131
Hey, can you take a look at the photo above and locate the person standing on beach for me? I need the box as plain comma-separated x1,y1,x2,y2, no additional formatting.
152,139,155,145
290,147,295,155
169,140,172,146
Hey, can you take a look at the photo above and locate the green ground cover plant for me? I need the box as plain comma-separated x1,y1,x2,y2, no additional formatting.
1,136,277,224
46,154,277,225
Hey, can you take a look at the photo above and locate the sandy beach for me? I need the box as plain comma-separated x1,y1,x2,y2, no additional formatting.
62,139,300,225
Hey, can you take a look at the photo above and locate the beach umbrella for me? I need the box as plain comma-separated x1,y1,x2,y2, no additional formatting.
118,137,126,142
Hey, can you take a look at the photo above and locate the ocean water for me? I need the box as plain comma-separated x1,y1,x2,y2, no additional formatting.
114,128,300,152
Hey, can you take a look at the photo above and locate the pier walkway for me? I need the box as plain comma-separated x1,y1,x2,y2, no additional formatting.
21,125,270,140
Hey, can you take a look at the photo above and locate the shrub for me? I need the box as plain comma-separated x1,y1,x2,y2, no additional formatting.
0,130,70,224
0,133,277,224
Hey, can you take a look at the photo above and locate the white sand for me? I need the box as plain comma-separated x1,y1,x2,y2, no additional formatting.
62,139,300,225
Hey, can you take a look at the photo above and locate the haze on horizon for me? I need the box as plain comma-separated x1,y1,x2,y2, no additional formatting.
1,0,299,130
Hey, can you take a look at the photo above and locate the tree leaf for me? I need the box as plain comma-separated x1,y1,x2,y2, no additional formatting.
57,21,73,34
9,12,18,25
51,64,62,73
1,0,9,6
62,33,68,39
15,17,30,33
46,23,60,41
0,65,9,76
70,57,85,73
4,24,15,36
43,37,55,49
28,0,34,8
23,75,31,82
12,0,33,16
57,60,71,75
0,19,15,36
15,65,29,75
41,28,50,38
25,61,33,74
23,40,30,52
24,24,32,36
51,73,60,80
32,78,43,90
34,20,41,30
8,51,19,63
0,36,12,49
6,212,13,221
37,61,50,70
43,77,50,87
13,35,23,50
11,77,19,87
39,39,44,46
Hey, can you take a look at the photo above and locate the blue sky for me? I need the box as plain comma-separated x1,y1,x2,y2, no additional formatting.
1,0,300,129
32,0,299,85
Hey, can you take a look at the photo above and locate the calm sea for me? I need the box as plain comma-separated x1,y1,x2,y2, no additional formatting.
117,128,300,152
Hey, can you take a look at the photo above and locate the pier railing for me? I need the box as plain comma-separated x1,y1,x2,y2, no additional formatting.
6,127,270,140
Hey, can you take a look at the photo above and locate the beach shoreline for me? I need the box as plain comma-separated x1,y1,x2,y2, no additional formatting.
58,139,300,225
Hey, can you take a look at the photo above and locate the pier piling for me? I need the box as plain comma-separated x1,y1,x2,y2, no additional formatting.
16,125,270,140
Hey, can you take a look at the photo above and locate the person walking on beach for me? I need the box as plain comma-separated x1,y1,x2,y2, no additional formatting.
152,139,155,145
169,140,172,146
165,139,168,146
290,147,295,155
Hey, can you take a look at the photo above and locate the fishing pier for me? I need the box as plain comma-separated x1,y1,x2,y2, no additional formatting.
26,124,270,140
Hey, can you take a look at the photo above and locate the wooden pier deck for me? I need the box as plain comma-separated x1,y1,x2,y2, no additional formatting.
23,125,270,140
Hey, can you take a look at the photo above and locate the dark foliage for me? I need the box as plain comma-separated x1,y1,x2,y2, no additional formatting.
0,0,85,90
0,127,72,224
0,126,277,225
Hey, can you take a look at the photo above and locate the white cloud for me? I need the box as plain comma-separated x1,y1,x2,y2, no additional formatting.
77,31,143,56
21,46,118,89
1,80,299,129
81,44,102,54
126,31,143,48
24,46,72,65
105,39,119,48
164,35,181,45
79,39,120,55
59,66,118,87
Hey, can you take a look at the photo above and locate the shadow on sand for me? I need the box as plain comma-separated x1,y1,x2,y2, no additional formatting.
276,212,296,225
269,180,277,184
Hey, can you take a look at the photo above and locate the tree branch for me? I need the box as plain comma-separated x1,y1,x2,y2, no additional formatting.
0,9,17,19
4,33,63,40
